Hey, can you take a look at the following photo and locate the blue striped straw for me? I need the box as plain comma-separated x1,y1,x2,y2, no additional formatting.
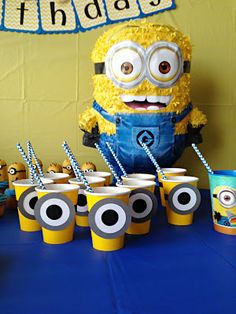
95,143,122,185
27,141,44,177
27,141,34,184
106,142,128,177
62,142,93,193
192,144,214,174
139,141,167,180
16,143,46,190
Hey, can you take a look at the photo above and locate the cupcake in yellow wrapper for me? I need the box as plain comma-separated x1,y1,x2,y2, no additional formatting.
85,187,131,251
158,168,187,207
69,176,105,227
35,184,79,244
117,180,157,235
161,176,201,226
84,171,112,186
13,178,53,232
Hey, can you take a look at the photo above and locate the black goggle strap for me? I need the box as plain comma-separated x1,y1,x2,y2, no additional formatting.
95,63,106,75
8,169,26,174
213,194,217,199
0,164,7,169
164,194,169,201
159,182,163,188
94,61,191,75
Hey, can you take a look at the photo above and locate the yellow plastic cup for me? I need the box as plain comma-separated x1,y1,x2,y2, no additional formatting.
43,173,69,184
84,187,131,251
162,176,200,226
116,180,156,235
13,178,53,232
69,176,105,227
158,168,187,207
121,173,156,184
35,184,79,244
84,171,112,186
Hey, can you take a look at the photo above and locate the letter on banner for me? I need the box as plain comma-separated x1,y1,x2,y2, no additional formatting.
139,0,174,14
73,0,106,30
40,0,77,32
106,0,140,21
4,0,39,32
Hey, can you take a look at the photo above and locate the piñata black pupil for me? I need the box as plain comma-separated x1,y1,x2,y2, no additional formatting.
159,61,171,74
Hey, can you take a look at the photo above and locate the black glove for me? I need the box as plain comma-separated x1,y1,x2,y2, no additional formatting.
186,124,204,146
82,125,100,148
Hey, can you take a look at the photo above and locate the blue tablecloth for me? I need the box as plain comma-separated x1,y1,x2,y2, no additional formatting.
0,190,235,314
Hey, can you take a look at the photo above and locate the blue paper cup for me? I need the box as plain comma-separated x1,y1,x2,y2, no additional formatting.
208,170,236,235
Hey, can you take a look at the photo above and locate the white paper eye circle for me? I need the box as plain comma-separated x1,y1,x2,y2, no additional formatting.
18,187,38,219
106,41,145,89
76,189,88,216
34,193,75,231
128,188,157,223
66,165,72,171
9,168,16,175
147,41,183,87
49,170,55,174
84,169,89,173
88,169,94,172
218,189,236,208
168,184,201,215
88,198,131,239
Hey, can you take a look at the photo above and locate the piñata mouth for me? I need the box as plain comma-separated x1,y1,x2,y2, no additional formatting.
120,95,172,111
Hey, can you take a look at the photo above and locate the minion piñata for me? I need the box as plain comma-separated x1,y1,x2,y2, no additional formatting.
79,22,207,175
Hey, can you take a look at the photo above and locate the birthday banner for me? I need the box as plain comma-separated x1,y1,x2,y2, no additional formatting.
0,0,176,34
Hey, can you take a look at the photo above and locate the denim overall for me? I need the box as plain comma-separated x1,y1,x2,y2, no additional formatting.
93,102,192,176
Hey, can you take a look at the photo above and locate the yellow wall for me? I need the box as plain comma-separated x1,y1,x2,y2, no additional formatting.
0,1,235,188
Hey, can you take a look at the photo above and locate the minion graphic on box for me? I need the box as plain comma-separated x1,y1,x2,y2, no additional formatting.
212,186,236,228
79,22,207,176
209,170,236,235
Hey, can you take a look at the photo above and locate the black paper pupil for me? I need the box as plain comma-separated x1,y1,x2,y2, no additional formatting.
178,192,191,205
46,205,63,220
29,196,38,209
78,194,87,207
133,199,147,213
102,210,119,226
